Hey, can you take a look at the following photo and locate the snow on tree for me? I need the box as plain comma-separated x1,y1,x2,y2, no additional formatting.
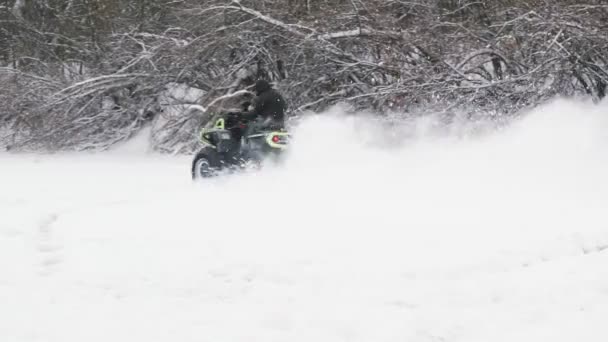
1,0,606,152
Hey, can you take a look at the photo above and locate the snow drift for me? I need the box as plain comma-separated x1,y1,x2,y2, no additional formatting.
1,98,608,342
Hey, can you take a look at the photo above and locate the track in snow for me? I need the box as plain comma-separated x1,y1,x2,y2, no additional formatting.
2,98,608,342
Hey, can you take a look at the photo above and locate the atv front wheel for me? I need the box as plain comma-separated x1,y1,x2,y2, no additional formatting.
191,148,220,180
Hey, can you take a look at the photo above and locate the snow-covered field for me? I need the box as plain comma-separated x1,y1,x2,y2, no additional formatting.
2,98,608,342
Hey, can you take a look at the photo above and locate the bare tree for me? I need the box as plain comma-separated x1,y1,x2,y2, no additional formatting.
1,0,606,153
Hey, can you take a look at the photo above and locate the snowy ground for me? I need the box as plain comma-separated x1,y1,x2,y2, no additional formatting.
2,98,608,342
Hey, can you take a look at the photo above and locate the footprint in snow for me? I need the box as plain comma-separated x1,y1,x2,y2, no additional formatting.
36,213,64,276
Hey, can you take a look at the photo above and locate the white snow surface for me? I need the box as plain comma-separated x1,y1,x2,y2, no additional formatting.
2,98,608,342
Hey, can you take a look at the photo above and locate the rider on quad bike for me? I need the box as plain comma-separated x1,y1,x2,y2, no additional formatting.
190,81,290,180
242,79,287,133
220,79,287,150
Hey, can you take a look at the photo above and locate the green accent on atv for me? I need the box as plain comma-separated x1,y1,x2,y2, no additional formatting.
215,118,225,129
198,117,227,148
199,130,211,145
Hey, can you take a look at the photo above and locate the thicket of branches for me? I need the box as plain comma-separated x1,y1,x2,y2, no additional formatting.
1,0,607,153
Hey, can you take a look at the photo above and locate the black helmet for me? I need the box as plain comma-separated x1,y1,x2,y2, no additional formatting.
254,79,271,94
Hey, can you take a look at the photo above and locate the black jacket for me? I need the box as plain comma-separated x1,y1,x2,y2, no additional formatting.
248,82,286,124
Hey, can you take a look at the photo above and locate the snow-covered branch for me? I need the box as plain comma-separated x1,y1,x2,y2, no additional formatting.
1,0,606,153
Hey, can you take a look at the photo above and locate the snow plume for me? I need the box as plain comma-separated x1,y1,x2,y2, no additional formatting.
2,98,608,342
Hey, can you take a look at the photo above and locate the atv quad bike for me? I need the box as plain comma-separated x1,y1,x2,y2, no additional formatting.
191,111,290,180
